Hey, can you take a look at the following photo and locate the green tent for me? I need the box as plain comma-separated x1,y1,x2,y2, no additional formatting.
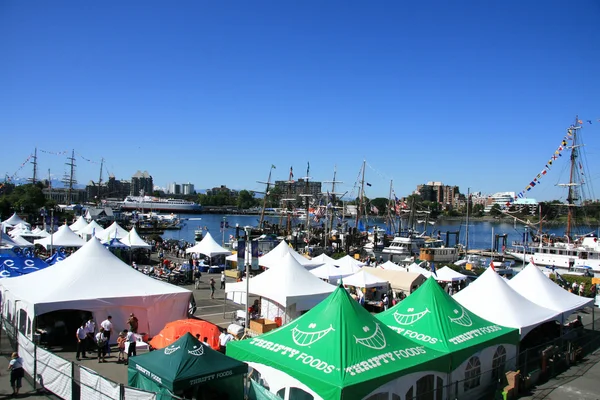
226,285,450,400
376,277,519,369
128,333,248,399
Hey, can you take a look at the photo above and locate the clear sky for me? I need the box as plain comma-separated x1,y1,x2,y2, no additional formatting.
1,1,599,202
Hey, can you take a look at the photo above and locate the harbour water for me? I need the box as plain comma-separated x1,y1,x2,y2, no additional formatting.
162,214,571,252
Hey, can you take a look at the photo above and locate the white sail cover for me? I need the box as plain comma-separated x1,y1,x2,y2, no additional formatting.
120,227,152,249
34,224,86,249
310,262,352,281
334,255,365,275
226,253,335,309
0,238,192,336
508,263,593,318
79,220,105,238
338,269,389,288
96,222,129,242
69,216,89,232
434,266,467,282
185,231,231,257
453,267,560,337
258,240,320,269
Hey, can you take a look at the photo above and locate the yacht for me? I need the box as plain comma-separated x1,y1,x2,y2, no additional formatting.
121,196,202,213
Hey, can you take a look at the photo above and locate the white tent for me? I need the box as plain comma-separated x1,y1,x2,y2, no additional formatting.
453,268,560,338
310,262,352,281
120,228,152,249
508,263,593,318
379,261,407,271
185,232,231,257
8,227,38,238
96,221,129,242
339,269,389,289
9,235,34,248
311,253,337,265
69,216,89,232
226,253,335,321
2,213,30,230
434,266,467,282
31,227,50,238
34,224,86,249
0,238,192,339
1,231,23,248
407,263,432,278
258,240,321,269
334,255,365,275
78,220,105,239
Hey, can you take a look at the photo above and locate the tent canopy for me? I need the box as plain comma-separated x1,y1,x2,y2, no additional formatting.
434,266,467,282
361,267,426,294
185,232,231,257
379,261,407,271
149,319,222,351
129,333,247,393
333,255,365,275
0,254,49,278
309,262,352,281
509,263,594,318
78,220,105,238
69,216,89,232
311,253,337,265
339,269,389,288
227,285,449,400
2,213,29,228
377,277,519,369
120,228,152,249
34,224,86,249
97,221,129,242
407,263,432,278
0,238,192,336
226,253,334,309
453,268,560,338
258,240,321,269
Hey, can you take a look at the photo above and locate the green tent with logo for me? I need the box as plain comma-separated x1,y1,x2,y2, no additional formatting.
128,333,248,399
376,277,519,369
226,285,450,400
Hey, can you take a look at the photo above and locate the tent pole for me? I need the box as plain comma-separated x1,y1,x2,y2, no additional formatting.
244,227,251,331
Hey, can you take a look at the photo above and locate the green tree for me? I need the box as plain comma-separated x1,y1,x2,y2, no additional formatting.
8,184,46,214
490,204,503,217
370,197,388,215
236,190,257,209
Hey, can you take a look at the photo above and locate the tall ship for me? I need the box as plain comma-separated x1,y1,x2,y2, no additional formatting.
120,196,202,213
507,118,600,275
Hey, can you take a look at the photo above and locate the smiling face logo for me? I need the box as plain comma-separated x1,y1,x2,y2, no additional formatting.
164,345,180,355
354,323,386,350
291,323,335,347
449,306,473,327
188,344,204,356
393,308,430,326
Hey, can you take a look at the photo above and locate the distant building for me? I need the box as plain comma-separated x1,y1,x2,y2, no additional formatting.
273,178,322,203
167,182,195,195
181,182,194,195
131,171,153,196
168,182,181,195
416,182,460,209
207,185,238,197
484,192,539,214
85,174,130,201
43,187,87,205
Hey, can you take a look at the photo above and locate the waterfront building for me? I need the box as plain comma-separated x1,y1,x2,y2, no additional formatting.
273,178,322,203
131,170,153,196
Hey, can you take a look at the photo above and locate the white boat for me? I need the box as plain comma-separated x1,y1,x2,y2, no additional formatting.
506,118,600,275
418,238,459,264
381,232,427,263
121,196,202,213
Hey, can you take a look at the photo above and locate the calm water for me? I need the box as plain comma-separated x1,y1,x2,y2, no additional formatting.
162,214,572,251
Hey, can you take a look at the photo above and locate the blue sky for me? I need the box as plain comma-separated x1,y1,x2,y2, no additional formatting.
1,1,599,202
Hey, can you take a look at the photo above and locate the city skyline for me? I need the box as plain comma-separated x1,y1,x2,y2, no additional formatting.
2,1,599,202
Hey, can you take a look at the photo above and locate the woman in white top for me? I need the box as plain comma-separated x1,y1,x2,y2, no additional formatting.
8,352,24,396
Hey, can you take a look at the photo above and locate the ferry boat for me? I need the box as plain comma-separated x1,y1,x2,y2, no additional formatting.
121,196,202,213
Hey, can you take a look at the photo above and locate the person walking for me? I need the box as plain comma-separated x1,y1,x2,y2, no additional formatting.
220,271,226,289
7,352,24,396
76,321,88,361
209,277,216,299
194,268,202,289
100,316,113,357
95,328,107,363
125,329,137,364
218,330,233,353
117,332,126,364
85,317,96,355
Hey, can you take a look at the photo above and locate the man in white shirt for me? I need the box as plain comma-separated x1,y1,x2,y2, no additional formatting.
218,330,233,353
76,322,88,361
100,316,113,357
84,317,96,354
125,329,137,364
220,271,226,289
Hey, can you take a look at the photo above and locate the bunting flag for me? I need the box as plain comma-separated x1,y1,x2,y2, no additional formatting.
289,166,294,181
489,259,495,271
76,152,98,164
39,149,68,155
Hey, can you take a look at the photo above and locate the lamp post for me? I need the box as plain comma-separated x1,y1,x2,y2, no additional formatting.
244,226,251,331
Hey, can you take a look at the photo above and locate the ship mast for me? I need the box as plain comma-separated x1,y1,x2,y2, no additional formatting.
29,147,38,184
98,157,104,200
299,162,313,243
62,149,77,205
355,160,366,229
561,116,582,239
386,180,394,234
257,165,275,230
322,166,344,249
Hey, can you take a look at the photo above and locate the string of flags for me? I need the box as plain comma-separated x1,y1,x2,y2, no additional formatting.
507,122,589,205
10,155,33,180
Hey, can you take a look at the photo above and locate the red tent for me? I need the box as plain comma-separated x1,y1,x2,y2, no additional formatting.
149,319,221,351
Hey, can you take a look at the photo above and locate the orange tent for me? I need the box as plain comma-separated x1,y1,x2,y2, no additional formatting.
149,319,221,351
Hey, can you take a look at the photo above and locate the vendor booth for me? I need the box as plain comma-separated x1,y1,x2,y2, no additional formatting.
68,216,89,233
258,240,321,269
453,268,561,338
77,220,105,240
361,267,426,295
377,277,519,399
310,262,352,282
129,333,247,399
434,266,467,282
0,238,193,343
226,253,335,325
34,224,85,249
227,285,450,400
150,318,221,351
